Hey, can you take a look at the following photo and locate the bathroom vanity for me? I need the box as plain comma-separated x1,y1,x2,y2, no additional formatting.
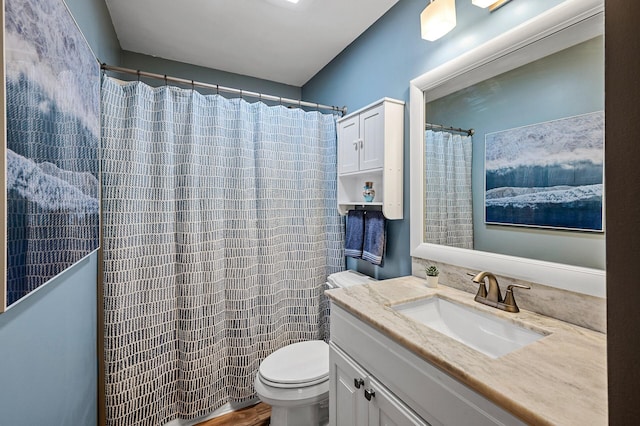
326,276,607,425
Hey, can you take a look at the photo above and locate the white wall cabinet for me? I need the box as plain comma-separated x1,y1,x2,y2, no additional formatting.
329,304,526,426
338,105,385,174
337,98,404,219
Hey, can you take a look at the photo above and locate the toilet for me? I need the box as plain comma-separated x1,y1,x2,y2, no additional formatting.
254,270,376,426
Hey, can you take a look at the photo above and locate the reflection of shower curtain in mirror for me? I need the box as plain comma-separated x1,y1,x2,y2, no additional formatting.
425,130,473,249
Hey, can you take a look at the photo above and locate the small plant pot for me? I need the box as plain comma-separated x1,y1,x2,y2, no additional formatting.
426,276,439,288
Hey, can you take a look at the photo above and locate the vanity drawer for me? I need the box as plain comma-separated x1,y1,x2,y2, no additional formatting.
330,304,526,426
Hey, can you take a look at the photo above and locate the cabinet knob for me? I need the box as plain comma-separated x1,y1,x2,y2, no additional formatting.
354,378,364,389
353,141,359,151
364,388,376,401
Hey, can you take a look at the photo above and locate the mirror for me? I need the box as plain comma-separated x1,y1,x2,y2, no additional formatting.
409,0,605,297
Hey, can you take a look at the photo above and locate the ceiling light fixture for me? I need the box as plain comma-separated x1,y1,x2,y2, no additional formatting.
420,0,456,42
472,0,512,12
285,0,300,3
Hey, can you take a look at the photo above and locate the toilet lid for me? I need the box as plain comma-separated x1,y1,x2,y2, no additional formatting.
259,340,329,387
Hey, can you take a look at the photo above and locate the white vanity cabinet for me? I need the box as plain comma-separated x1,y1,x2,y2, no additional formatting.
331,343,427,426
329,304,527,426
337,98,404,219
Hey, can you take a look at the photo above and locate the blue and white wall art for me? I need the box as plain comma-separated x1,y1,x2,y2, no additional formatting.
3,0,100,310
485,111,604,232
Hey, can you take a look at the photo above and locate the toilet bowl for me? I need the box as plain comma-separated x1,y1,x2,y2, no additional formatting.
255,271,377,426
254,340,330,426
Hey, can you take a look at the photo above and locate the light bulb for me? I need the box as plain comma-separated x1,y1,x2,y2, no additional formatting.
420,0,456,42
472,0,496,7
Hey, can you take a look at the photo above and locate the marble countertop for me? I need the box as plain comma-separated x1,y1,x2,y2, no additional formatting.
325,276,607,426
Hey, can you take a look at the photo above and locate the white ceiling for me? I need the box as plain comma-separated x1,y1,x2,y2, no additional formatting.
105,0,400,87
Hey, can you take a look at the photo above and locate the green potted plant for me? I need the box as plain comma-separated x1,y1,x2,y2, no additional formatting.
425,265,439,288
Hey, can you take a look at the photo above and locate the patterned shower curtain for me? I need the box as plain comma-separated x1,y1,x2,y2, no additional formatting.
424,130,473,249
100,76,344,425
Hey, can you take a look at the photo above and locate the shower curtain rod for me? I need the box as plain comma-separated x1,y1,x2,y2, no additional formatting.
426,122,475,136
100,63,348,116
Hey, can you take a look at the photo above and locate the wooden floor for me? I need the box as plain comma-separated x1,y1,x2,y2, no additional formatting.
196,402,271,426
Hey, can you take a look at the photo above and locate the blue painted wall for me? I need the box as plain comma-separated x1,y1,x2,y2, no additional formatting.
64,0,121,65
119,51,302,100
303,0,566,279
0,255,98,425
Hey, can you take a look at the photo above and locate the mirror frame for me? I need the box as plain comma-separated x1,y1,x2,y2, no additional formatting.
409,0,605,297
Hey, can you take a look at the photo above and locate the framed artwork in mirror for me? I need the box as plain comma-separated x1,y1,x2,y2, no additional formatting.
1,0,100,312
485,111,604,232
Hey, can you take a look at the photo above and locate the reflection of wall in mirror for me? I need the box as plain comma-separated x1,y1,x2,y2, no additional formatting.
425,36,604,269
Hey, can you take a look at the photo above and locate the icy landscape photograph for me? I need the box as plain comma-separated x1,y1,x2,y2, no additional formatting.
3,0,100,308
485,111,604,232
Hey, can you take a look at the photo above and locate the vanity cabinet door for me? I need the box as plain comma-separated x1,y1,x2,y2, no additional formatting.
367,376,429,426
330,344,369,426
330,343,429,426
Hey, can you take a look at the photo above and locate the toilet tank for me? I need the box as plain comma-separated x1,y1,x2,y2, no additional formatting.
323,270,377,340
325,270,377,290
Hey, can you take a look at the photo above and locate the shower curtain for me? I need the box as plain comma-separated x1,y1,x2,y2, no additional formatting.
424,130,473,249
100,76,344,425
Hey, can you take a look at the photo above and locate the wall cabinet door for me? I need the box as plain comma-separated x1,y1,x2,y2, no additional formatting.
331,345,369,426
358,105,384,171
338,115,361,174
337,104,385,174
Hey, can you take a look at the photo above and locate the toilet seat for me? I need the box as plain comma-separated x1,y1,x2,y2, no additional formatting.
258,340,329,389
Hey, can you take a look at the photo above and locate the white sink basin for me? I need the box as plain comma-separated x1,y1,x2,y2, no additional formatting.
392,296,545,358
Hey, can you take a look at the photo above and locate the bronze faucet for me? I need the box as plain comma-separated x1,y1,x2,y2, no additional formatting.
471,271,530,313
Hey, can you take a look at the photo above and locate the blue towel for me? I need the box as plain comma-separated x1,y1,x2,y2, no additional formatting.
345,210,364,259
362,211,386,266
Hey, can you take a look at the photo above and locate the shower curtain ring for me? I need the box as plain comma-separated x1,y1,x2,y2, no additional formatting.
137,70,141,82
164,74,168,86
216,85,219,95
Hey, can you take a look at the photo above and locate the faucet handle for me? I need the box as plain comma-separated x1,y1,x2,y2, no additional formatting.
474,281,487,299
503,284,531,313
